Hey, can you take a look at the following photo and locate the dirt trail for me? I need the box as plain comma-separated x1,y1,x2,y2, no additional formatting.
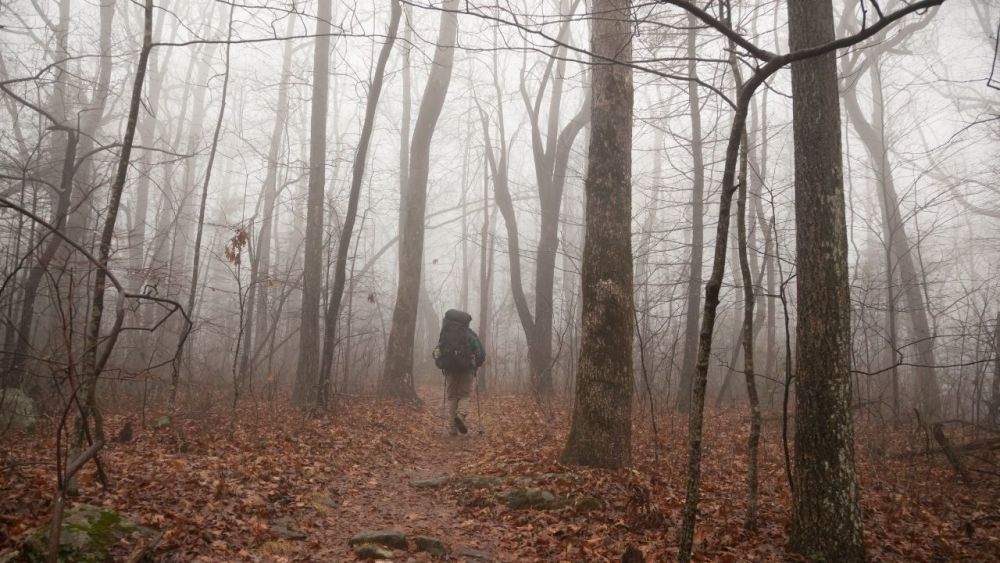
323,385,502,561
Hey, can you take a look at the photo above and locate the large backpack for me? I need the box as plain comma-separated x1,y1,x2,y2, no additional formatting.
434,309,475,372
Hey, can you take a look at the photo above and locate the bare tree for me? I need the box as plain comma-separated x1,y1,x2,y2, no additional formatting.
318,0,402,406
236,13,297,396
841,21,944,419
77,0,156,492
380,0,461,400
657,1,946,559
676,11,706,414
2,0,115,388
293,0,334,406
514,0,590,398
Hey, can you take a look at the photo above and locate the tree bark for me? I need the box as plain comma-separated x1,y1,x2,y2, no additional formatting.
788,0,865,559
380,0,460,400
560,0,633,469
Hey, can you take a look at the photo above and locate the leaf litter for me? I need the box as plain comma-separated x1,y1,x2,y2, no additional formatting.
2,388,998,561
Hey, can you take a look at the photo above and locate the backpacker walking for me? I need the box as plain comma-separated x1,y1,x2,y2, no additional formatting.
432,309,486,435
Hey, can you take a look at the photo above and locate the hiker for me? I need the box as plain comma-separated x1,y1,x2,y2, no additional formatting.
432,309,486,435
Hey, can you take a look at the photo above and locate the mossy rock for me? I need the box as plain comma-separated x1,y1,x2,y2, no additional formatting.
21,504,158,562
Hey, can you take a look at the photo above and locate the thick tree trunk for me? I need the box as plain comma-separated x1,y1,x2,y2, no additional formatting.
292,0,333,406
380,0,460,400
788,0,865,559
560,0,633,469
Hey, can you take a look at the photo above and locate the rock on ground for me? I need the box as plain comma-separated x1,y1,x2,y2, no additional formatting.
20,503,159,562
348,529,408,550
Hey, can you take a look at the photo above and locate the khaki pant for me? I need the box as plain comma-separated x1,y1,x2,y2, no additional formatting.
445,370,474,432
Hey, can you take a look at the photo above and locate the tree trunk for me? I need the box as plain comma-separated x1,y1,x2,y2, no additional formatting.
478,150,493,392
749,95,778,408
379,0,461,400
735,103,761,534
560,0,633,469
788,0,865,558
677,12,705,413
292,0,333,406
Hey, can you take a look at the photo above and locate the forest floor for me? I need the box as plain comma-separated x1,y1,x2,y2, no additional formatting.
3,383,1000,562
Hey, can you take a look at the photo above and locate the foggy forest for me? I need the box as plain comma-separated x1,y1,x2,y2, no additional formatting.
1,0,999,561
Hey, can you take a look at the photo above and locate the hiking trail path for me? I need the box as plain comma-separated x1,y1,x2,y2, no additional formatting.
321,384,508,561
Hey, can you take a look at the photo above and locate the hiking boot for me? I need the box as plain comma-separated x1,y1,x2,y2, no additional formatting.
454,415,468,435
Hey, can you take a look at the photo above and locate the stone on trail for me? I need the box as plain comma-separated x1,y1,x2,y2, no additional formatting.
354,543,395,560
349,529,408,550
0,388,37,432
152,415,171,429
412,535,448,556
20,503,159,562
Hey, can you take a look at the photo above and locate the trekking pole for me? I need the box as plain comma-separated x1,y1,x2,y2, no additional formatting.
441,371,447,435
474,368,483,434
